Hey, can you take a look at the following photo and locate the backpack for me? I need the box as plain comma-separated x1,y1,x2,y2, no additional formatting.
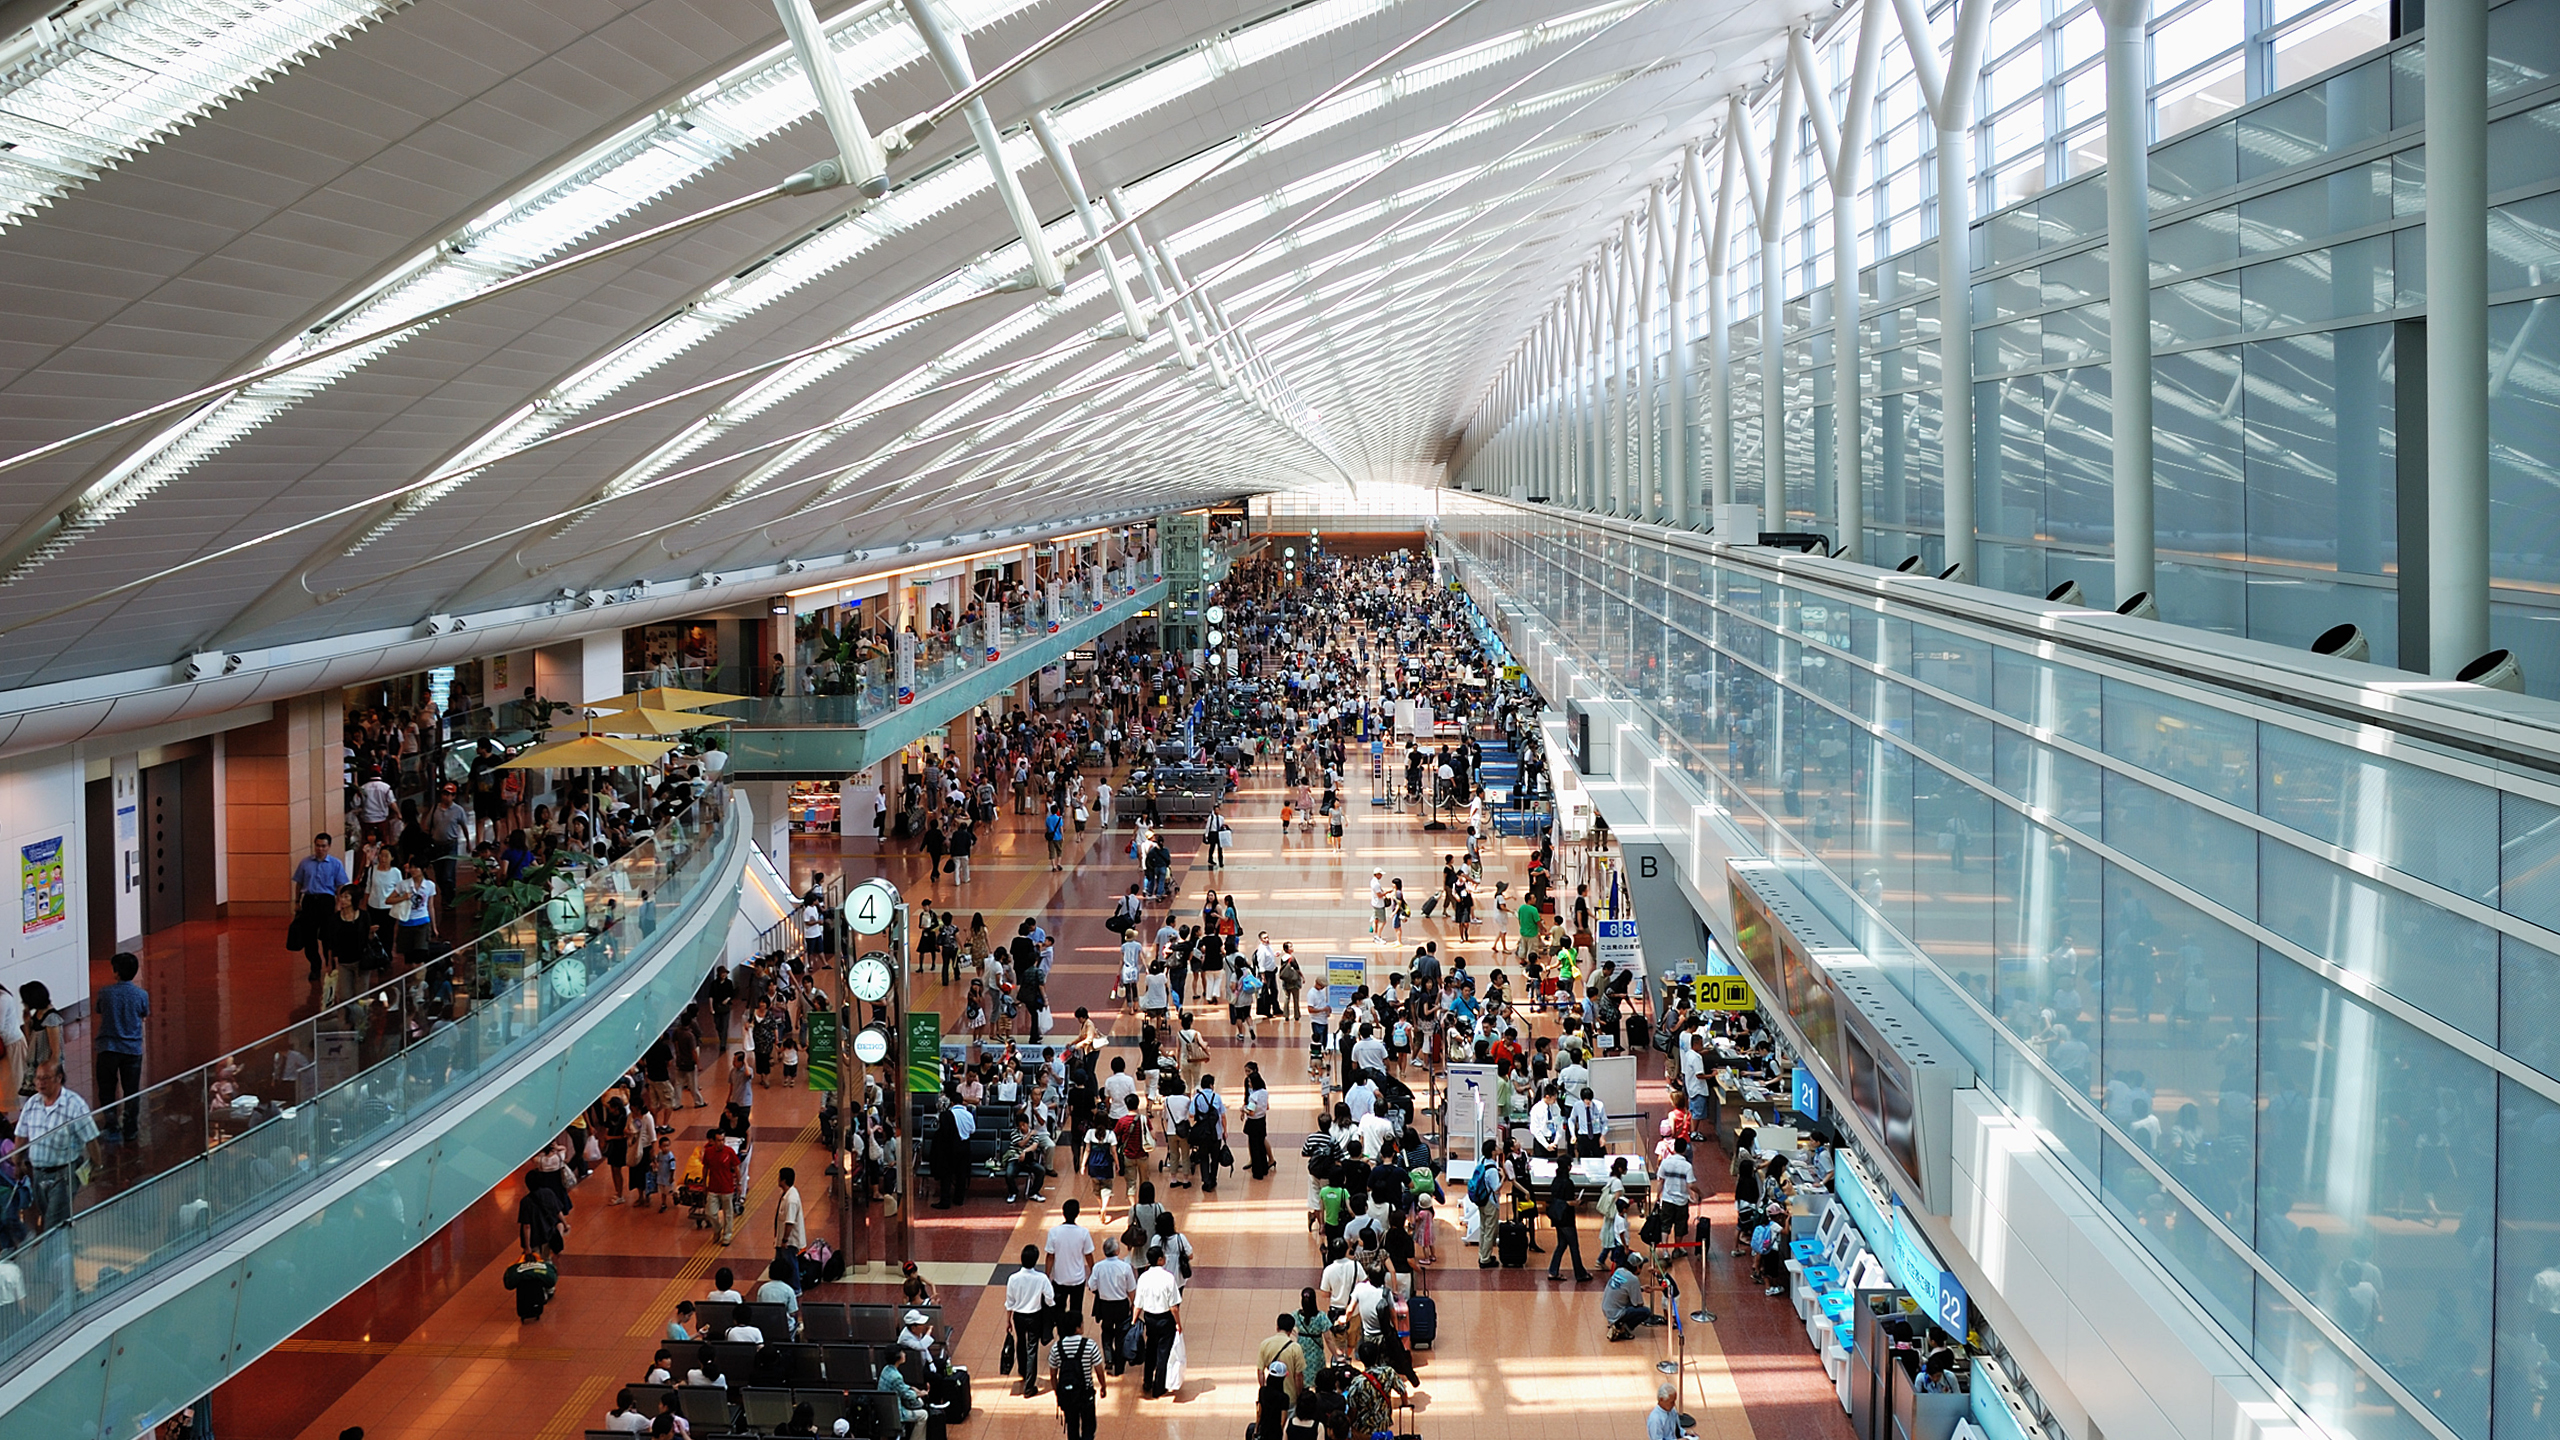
1054,1335,1095,1395
1466,1158,1499,1207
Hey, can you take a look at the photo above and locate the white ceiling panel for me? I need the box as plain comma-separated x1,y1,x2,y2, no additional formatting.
0,0,1792,693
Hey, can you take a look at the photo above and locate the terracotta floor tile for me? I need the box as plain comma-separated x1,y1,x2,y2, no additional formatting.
214,739,1850,1440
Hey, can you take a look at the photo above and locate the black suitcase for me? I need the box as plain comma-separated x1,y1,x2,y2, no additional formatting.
1421,895,1438,917
1625,1014,1651,1051
1497,1220,1529,1268
939,1364,972,1422
1408,1294,1438,1349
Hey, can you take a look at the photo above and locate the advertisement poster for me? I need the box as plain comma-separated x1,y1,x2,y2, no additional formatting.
895,629,917,706
805,1010,839,1093
20,836,64,934
905,1010,942,1096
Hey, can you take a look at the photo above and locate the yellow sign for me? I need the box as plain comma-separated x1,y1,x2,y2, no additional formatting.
1692,975,1756,1010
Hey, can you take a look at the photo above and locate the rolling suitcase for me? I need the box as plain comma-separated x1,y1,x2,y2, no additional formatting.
1625,1014,1651,1051
1407,1294,1438,1349
1497,1220,1530,1268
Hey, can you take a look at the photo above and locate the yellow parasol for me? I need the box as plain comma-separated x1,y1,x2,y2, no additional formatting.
495,734,678,769
590,686,750,712
586,704,737,737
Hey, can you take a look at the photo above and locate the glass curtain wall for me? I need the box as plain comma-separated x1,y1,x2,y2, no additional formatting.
1468,0,2560,694
1446,496,2560,1440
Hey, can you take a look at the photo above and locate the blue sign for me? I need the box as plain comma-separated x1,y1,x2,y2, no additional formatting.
1933,1268,1969,1337
1791,1065,1821,1121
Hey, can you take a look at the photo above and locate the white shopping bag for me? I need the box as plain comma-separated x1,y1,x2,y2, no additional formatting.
1165,1330,1188,1391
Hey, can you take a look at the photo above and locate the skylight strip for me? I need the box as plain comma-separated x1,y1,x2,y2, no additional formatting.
0,0,405,228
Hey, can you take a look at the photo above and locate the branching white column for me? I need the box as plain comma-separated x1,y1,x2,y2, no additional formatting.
2097,0,2155,604
1734,76,1799,535
1792,5,1887,565
1703,138,1738,515
2428,0,2490,674
1892,0,1993,578
1655,170,1694,527
1637,197,1663,522
1610,229,1634,514
1585,265,1608,512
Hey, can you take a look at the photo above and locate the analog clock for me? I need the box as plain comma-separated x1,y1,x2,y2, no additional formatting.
849,955,894,1003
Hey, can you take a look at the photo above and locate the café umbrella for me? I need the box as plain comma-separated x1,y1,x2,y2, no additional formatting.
585,704,736,737
494,734,677,769
589,686,749,713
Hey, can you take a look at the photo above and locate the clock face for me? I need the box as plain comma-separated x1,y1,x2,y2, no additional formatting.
847,877,900,935
849,956,894,1004
852,1025,891,1065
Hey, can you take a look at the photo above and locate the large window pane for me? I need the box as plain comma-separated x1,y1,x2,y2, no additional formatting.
2489,298,2560,591
2257,956,2494,1440
2258,724,2497,901
2102,865,2257,1235
2103,768,2259,916
2258,837,2498,1041
1994,814,2105,1091
2103,678,2256,804
1913,771,1997,1001
2257,1275,2447,1440
2494,1075,2560,1440
1992,649,2103,744
2098,1129,2254,1343
1995,726,2105,828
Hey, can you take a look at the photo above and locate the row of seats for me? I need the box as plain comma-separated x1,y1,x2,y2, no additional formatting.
911,1102,1020,1178
694,1300,942,1345
605,1384,900,1437
660,1341,890,1390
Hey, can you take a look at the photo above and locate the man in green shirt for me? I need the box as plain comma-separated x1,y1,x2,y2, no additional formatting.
1517,900,1541,949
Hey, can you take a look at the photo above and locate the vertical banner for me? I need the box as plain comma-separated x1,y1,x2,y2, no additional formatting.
984,601,1003,663
905,1010,942,1096
895,629,917,706
1325,954,1367,1012
20,836,65,933
805,1010,840,1093
1088,565,1104,612
1045,581,1063,634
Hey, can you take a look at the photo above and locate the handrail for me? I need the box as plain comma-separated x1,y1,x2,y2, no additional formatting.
0,787,736,1378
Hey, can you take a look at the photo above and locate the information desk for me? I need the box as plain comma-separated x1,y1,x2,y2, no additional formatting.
1445,1153,1651,1200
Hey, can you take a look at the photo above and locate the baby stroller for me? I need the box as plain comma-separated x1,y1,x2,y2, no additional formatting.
677,1150,710,1229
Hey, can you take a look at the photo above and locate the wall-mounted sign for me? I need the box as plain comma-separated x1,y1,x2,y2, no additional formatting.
20,836,65,933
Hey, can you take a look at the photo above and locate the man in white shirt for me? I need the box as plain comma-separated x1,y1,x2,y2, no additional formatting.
1355,1107,1396,1161
1653,1138,1698,1251
755,1259,800,1332
1350,1026,1389,1077
1005,1242,1060,1395
1344,1075,1377,1122
1046,1199,1097,1333
1320,1242,1363,1317
705,1266,744,1303
1103,1056,1139,1119
1527,1084,1565,1159
774,1166,807,1252
1369,870,1391,936
1087,1238,1139,1375
1133,1249,1184,1397
18,1061,101,1231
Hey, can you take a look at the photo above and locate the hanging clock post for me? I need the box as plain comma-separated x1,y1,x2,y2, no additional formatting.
841,877,903,1265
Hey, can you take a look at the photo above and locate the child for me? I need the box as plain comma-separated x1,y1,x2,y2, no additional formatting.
782,1037,802,1086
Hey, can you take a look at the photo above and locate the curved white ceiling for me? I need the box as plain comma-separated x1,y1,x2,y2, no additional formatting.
0,0,1794,692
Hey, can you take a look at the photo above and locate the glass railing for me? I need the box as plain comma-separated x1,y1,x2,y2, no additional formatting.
0,788,736,1372
748,580,1159,729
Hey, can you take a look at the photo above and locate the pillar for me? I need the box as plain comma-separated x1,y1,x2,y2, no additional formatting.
2427,0,2490,674
2103,0,2156,605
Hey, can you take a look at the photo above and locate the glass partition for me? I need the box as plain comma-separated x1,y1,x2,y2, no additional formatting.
0,789,735,1373
1443,497,2560,1440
